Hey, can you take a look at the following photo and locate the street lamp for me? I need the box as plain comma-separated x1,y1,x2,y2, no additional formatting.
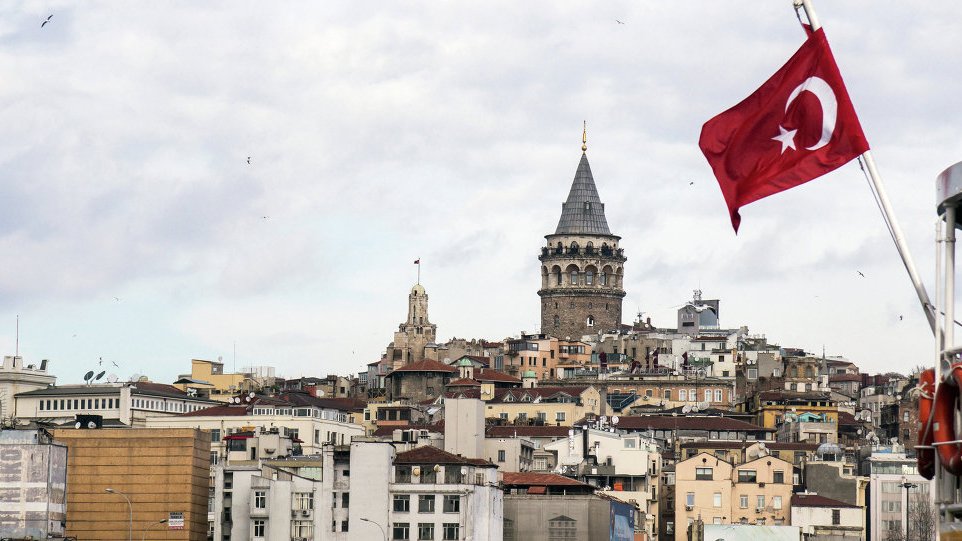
360,517,387,541
899,480,918,540
142,519,168,541
105,488,132,541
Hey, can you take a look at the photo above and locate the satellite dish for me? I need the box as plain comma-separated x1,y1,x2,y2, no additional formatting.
106,373,119,383
682,404,692,413
130,373,143,382
611,416,620,425
857,429,863,435
460,467,468,476
433,464,441,473
75,422,82,429
84,371,95,382
95,371,106,381
249,392,255,398
318,390,326,397
600,416,608,423
87,421,97,429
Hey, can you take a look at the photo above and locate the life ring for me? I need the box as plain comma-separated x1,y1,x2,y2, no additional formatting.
917,368,935,479
933,362,962,475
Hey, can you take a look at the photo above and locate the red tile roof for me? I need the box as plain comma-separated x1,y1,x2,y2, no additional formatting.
447,378,482,387
791,493,859,508
474,369,521,384
388,359,457,374
680,441,818,451
394,446,495,467
502,472,592,488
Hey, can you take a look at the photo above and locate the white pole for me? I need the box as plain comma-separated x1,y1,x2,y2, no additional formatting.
797,0,936,334
946,205,956,350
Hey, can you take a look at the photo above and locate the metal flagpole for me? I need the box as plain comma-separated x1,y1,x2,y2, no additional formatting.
798,0,937,335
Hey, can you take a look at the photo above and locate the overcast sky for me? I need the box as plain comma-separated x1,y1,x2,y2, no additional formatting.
1,2,959,385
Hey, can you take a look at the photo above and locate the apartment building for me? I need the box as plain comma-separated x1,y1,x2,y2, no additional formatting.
0,355,56,425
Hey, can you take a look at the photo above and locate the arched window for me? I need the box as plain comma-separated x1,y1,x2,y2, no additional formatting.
599,272,607,285
586,316,595,327
586,270,594,285
569,242,579,255
570,269,579,285
553,266,562,286
555,242,563,255
585,242,595,255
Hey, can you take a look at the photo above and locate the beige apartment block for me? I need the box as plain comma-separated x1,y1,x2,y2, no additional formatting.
674,451,793,541
52,428,210,541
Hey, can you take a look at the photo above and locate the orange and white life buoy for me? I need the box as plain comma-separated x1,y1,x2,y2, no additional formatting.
932,362,962,476
917,368,935,479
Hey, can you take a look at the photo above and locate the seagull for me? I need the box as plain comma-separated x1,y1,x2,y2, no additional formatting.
111,361,119,367
247,156,251,164
899,315,903,321
689,181,694,186
41,14,52,28
113,296,120,301
261,216,269,220
857,271,865,277
615,19,625,24
98,358,102,366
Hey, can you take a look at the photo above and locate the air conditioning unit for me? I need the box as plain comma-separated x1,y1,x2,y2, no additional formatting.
685,505,694,511
291,510,298,518
756,507,765,513
301,510,310,517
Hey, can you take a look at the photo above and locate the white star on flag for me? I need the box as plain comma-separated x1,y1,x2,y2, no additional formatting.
772,125,798,153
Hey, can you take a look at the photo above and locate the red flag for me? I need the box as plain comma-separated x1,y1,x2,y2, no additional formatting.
699,28,869,232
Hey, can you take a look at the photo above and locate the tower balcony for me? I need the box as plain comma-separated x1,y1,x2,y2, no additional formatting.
539,247,626,263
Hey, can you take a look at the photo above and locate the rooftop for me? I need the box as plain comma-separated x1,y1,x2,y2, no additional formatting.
394,446,495,467
388,359,457,375
791,493,860,508
553,153,612,236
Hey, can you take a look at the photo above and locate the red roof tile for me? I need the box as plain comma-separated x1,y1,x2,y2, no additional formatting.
587,415,771,432
502,472,591,488
474,369,521,384
447,378,482,387
394,446,495,467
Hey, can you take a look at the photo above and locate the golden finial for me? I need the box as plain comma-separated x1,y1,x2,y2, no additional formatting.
582,121,588,153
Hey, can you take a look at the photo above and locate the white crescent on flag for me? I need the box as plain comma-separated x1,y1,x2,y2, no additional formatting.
785,76,838,151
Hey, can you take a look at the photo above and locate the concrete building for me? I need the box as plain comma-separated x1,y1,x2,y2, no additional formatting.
676,291,720,336
144,394,364,460
51,427,210,541
385,359,455,402
538,142,626,340
862,444,930,541
674,451,794,541
15,381,220,426
790,493,864,540
0,429,67,540
502,472,637,541
174,358,260,402
0,355,56,426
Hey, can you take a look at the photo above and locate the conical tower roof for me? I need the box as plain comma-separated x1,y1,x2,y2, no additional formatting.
554,153,612,235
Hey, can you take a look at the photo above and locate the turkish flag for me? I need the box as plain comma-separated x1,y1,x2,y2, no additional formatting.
699,28,869,232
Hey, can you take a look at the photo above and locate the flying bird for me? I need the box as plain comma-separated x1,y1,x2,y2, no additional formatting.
247,156,251,164
98,358,102,366
41,14,52,28
899,315,903,321
689,181,694,186
113,296,120,301
615,19,625,24
857,271,865,277
111,361,119,367
261,216,269,220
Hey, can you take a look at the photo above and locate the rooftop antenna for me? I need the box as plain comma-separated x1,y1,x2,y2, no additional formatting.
582,120,588,153
15,315,19,357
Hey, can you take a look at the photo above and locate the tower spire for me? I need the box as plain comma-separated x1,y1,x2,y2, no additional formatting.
582,120,587,153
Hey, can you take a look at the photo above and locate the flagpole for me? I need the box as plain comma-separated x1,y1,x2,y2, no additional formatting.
798,0,936,335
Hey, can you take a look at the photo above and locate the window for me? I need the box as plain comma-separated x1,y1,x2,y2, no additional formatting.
832,509,841,525
714,389,722,402
695,467,713,480
252,519,265,537
342,493,349,508
396,466,413,483
556,412,566,422
586,316,594,327
570,270,578,285
772,496,782,510
881,482,901,493
740,495,749,509
394,495,411,512
393,522,410,540
291,520,313,538
882,500,901,513
773,470,784,484
624,438,636,448
498,450,506,462
444,466,461,484
210,452,218,465
342,520,349,532
442,523,460,540
294,492,314,511
418,523,435,540
679,389,687,401
443,495,460,513
686,492,695,506
738,470,757,483
586,271,594,285
418,495,435,513
664,389,672,400
210,429,221,442
254,490,266,509
704,390,712,402
713,493,722,507
756,495,765,510
548,516,576,540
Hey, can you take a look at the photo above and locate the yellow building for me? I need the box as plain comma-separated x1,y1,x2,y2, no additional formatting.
674,451,793,541
174,359,255,402
51,428,210,541
754,390,839,429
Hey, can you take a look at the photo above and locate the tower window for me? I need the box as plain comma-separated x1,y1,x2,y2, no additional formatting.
554,302,558,309
586,271,594,285
586,316,594,327
584,201,591,211
553,315,560,327
570,270,578,285
600,272,607,285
